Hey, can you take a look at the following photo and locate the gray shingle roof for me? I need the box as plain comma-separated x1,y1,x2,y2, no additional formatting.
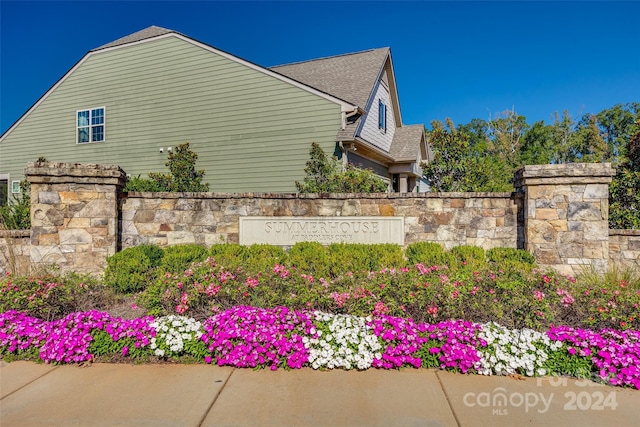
93,26,175,51
336,122,360,142
88,28,427,163
270,48,390,109
390,125,425,162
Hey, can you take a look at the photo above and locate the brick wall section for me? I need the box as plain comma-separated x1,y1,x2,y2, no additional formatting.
24,162,126,274
514,163,616,275
609,229,640,270
121,192,519,251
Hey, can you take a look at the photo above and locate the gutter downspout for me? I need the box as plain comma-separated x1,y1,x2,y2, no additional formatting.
338,141,348,171
341,106,361,130
339,107,361,171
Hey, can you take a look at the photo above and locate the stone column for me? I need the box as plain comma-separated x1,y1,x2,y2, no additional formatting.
514,163,615,275
25,162,126,275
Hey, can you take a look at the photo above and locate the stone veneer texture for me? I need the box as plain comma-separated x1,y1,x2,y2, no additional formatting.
120,192,519,251
0,161,637,276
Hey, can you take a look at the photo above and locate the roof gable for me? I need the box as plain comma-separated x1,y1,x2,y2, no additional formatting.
390,125,426,162
1,26,357,141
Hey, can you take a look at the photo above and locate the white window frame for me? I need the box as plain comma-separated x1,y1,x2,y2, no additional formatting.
77,106,106,144
11,180,20,194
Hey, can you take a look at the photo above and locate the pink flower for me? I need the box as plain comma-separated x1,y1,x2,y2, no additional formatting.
245,277,259,288
373,301,389,316
329,292,350,308
272,264,289,278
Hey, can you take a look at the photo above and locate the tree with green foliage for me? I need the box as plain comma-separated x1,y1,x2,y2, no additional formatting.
520,120,554,165
486,109,529,168
572,114,610,163
609,121,640,229
594,102,640,161
423,119,512,192
295,142,338,192
626,120,640,171
296,143,388,193
124,142,209,192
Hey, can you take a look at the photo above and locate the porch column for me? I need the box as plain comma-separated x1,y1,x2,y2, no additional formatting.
399,174,409,193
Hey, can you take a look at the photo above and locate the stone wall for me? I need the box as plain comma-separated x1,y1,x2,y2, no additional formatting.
609,229,640,270
514,163,616,275
121,192,520,251
24,162,126,274
0,230,30,275
0,161,637,277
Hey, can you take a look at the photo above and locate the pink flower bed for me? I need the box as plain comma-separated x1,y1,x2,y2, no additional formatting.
1,307,639,390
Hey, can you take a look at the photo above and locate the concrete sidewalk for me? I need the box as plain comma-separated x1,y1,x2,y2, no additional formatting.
1,360,638,427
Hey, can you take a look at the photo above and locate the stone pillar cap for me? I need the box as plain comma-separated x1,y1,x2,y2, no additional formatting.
515,163,615,179
25,162,127,185
514,163,615,189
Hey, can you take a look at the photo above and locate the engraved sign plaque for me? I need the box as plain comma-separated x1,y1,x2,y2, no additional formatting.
239,217,404,246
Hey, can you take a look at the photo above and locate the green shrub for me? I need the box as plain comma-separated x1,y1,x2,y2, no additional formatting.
208,244,249,271
159,244,208,273
367,244,405,270
123,176,169,192
123,142,209,193
450,245,486,267
104,244,164,294
245,244,287,273
132,243,640,331
0,269,108,319
327,244,375,277
0,181,30,230
208,244,286,275
486,247,536,265
295,142,388,193
405,242,451,266
287,242,330,277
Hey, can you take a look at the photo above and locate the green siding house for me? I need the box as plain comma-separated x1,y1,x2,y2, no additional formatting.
0,26,428,202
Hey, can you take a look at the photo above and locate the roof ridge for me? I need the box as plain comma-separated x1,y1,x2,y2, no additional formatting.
269,47,389,69
92,25,177,51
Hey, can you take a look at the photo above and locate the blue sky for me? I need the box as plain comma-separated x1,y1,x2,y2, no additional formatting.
1,1,639,135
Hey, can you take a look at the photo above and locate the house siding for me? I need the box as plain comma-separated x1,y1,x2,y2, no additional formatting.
357,78,395,152
348,152,389,177
0,36,342,192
